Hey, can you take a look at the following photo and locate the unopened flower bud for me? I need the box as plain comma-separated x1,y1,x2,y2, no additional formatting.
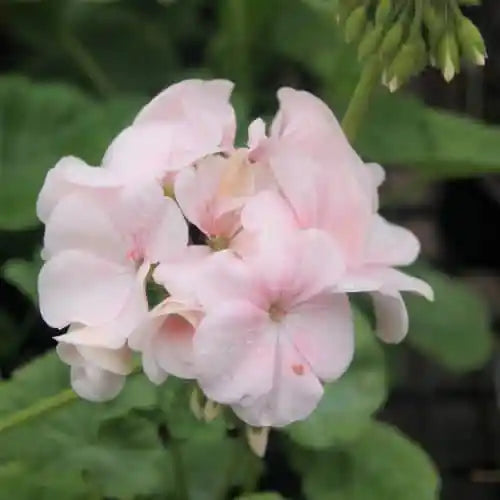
457,15,487,66
358,23,384,62
203,399,221,422
379,22,404,59
375,0,392,26
439,32,460,82
344,5,367,44
423,2,445,65
190,386,205,420
246,426,270,457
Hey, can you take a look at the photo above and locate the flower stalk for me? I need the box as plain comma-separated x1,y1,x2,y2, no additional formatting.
341,57,383,143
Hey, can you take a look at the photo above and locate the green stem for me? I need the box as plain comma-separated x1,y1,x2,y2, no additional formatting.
170,437,189,500
341,57,383,143
158,421,189,500
216,434,242,500
225,0,252,105
0,388,76,434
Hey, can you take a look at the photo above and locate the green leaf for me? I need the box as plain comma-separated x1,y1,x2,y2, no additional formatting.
2,253,41,304
291,422,440,500
0,351,167,498
406,265,493,372
285,311,387,449
0,75,143,230
0,351,261,498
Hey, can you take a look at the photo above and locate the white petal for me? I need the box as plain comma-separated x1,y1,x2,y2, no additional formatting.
70,365,125,402
371,290,409,343
38,250,134,329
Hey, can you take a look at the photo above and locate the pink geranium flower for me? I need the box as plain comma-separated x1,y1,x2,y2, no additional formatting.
246,88,433,343
56,337,132,402
128,298,202,384
193,229,353,427
38,183,188,346
37,80,237,223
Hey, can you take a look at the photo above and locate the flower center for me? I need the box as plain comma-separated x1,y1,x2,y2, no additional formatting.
268,302,286,323
208,235,230,251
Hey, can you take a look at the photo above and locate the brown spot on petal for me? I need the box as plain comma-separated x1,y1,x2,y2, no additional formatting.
292,363,305,376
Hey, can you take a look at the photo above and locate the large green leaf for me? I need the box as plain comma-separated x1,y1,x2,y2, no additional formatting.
406,265,494,372
0,75,143,230
0,351,261,499
291,422,440,500
285,311,387,449
274,1,500,177
0,352,168,497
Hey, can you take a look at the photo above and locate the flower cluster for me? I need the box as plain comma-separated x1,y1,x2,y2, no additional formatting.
37,80,433,427
339,0,486,90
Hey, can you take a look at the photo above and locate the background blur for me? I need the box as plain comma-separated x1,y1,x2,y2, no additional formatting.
0,1,499,499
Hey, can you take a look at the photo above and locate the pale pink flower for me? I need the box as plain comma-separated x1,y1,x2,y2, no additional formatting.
36,156,122,225
102,79,236,189
128,298,202,384
37,80,237,222
38,183,188,346
244,88,433,343
193,229,353,427
56,338,132,402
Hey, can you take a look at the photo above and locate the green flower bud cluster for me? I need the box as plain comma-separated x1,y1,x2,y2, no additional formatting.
337,0,486,91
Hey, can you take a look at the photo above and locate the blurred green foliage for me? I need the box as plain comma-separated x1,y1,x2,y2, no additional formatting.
0,0,497,498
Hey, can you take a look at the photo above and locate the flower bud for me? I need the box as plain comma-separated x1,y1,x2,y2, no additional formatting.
358,23,384,62
379,22,404,59
423,2,445,66
375,0,392,26
344,5,367,44
385,36,426,92
246,426,269,458
457,15,487,66
190,386,205,420
438,32,460,82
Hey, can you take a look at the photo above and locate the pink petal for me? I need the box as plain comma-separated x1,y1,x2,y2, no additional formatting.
146,196,189,263
152,309,197,379
364,215,420,267
339,267,434,301
247,118,267,150
174,156,235,236
55,272,148,348
194,301,276,404
43,192,125,262
77,345,132,375
371,290,409,343
70,364,125,402
102,123,176,183
37,156,121,224
269,149,371,263
271,88,355,166
142,346,168,385
39,250,134,329
196,251,264,310
232,333,324,427
285,292,354,381
250,228,345,307
134,79,236,148
240,190,297,236
153,245,212,301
